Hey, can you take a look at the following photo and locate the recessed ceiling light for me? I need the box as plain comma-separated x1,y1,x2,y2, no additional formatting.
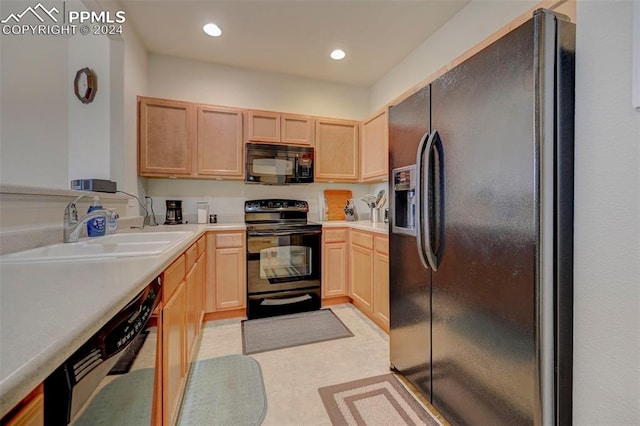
330,49,346,60
203,23,222,37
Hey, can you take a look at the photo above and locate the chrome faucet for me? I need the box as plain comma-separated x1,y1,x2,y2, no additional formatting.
63,195,119,243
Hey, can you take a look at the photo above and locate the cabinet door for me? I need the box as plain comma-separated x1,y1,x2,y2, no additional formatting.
374,251,390,331
322,242,348,298
3,387,43,426
373,235,389,331
197,106,244,178
281,113,314,145
315,118,359,181
205,233,216,313
138,97,195,177
247,110,280,142
361,109,388,181
162,282,186,426
323,228,349,299
185,265,198,362
195,253,206,330
215,247,246,310
350,245,373,312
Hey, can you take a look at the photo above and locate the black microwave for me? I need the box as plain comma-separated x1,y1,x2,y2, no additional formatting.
245,143,314,184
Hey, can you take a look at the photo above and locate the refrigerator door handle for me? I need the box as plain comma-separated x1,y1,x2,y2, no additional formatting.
415,130,432,271
423,130,440,271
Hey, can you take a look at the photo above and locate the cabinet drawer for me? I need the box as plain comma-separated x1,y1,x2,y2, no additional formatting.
164,254,185,299
375,235,389,255
351,230,373,249
215,232,244,248
185,243,197,271
196,237,206,257
324,228,348,243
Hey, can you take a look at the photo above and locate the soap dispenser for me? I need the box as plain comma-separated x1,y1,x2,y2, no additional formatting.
87,196,106,237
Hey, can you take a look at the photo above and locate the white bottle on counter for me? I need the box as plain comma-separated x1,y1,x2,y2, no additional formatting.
197,201,209,224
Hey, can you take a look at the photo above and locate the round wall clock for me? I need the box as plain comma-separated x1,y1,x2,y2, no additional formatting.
74,67,97,104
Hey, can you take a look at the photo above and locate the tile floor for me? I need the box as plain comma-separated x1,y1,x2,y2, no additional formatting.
76,304,444,425
194,304,391,425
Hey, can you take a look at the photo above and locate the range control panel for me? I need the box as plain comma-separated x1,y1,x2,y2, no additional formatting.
244,199,308,212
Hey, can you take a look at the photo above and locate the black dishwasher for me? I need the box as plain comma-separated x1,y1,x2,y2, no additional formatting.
44,276,162,425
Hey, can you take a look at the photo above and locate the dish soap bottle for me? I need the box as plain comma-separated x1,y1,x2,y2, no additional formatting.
87,196,106,237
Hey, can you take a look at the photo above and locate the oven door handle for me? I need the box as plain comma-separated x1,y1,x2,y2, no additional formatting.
248,230,322,237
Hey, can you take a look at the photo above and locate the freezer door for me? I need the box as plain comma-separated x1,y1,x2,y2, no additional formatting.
430,18,539,426
388,85,433,400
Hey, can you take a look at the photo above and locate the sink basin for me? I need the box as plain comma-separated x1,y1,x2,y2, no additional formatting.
0,231,194,263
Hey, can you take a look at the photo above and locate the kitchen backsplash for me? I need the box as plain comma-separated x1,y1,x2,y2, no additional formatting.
144,179,390,223
0,185,138,254
0,180,391,254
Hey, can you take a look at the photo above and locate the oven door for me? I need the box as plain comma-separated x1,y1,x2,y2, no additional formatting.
247,228,321,318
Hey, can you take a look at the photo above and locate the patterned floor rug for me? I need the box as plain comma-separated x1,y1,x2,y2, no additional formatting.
318,373,440,426
242,309,353,355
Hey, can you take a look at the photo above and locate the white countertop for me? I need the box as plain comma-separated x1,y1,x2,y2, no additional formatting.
0,223,244,417
0,220,387,415
318,220,389,235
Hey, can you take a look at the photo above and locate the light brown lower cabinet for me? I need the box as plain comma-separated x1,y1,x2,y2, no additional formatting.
158,236,207,426
1,384,44,426
373,236,390,331
205,231,246,315
162,280,186,426
347,229,389,332
322,228,349,301
350,231,375,312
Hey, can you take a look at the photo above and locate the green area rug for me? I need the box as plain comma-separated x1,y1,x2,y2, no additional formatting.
75,355,267,425
74,368,154,426
178,354,268,426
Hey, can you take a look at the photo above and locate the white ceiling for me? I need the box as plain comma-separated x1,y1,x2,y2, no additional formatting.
119,0,469,87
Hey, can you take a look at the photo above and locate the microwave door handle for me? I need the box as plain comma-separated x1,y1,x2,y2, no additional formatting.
415,131,431,270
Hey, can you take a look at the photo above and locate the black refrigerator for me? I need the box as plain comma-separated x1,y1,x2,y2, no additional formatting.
389,9,574,426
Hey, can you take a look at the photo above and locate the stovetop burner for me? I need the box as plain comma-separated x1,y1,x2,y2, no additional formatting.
244,199,320,235
246,222,321,235
244,199,322,235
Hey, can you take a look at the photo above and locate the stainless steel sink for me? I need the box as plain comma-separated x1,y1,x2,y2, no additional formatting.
0,231,194,263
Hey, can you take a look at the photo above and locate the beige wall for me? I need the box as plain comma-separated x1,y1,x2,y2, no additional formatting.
573,1,640,423
146,54,370,120
143,53,374,209
370,0,538,111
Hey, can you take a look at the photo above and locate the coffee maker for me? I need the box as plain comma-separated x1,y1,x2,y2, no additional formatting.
165,200,183,225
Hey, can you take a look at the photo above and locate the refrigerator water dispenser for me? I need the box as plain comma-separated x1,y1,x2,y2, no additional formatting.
391,165,416,236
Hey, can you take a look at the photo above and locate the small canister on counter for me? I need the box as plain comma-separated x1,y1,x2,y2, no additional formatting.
209,214,217,224
197,201,209,224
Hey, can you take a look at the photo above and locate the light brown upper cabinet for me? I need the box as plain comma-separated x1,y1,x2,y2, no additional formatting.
197,106,244,178
315,118,359,182
138,97,244,179
360,109,389,182
247,110,314,146
138,97,195,177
